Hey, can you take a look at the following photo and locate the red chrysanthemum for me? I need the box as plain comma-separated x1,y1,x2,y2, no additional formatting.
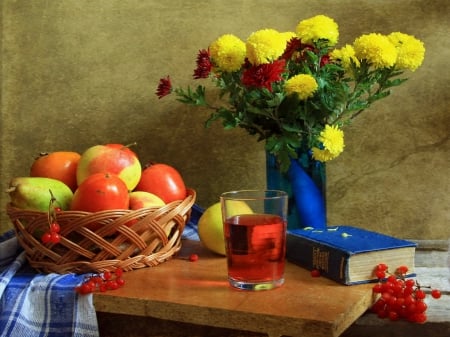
282,37,303,60
320,54,330,67
242,59,286,92
193,49,212,79
296,44,316,62
156,76,172,99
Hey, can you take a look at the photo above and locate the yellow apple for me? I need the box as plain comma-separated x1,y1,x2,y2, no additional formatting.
129,191,165,209
198,201,253,256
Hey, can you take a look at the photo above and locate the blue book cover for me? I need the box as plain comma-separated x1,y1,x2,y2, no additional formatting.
286,226,417,285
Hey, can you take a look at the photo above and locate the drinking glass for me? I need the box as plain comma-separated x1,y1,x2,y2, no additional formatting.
220,190,288,290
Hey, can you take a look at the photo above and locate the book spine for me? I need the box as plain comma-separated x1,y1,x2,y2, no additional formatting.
286,233,350,285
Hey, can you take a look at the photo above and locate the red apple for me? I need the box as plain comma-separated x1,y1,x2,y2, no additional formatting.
129,191,165,210
76,143,142,191
71,172,130,212
135,163,187,203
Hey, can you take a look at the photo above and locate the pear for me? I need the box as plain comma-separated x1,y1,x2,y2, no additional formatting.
7,177,74,211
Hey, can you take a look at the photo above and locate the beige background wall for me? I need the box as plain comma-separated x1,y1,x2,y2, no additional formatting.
1,0,449,240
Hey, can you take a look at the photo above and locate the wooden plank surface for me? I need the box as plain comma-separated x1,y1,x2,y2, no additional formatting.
94,240,373,337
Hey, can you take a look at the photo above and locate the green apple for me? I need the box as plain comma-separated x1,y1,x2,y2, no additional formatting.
198,201,253,256
129,191,165,209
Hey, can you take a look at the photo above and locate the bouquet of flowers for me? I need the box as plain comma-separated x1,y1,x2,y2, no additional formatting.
156,15,425,172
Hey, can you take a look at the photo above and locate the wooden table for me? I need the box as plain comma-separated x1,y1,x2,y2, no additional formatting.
94,240,374,337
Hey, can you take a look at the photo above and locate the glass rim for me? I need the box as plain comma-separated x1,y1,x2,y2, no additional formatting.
220,189,287,201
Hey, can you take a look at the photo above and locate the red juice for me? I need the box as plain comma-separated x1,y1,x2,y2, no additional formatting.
224,213,286,287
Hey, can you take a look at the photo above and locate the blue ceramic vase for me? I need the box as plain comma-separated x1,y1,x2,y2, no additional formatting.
266,151,327,230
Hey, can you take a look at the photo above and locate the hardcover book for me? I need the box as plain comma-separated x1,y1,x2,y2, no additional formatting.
286,226,417,285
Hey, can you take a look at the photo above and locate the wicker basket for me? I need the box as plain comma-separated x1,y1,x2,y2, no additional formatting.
7,188,196,274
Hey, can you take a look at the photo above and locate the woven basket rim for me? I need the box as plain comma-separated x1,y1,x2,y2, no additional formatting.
7,188,196,274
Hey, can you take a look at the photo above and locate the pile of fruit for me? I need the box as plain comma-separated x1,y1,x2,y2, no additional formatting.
7,143,188,242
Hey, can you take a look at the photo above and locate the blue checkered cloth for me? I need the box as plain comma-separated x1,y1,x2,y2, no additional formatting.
0,204,202,337
182,204,202,241
0,231,99,337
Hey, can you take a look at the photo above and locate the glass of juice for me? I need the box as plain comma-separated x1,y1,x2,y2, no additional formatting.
220,190,288,291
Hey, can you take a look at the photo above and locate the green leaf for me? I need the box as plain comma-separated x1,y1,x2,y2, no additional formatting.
175,85,207,106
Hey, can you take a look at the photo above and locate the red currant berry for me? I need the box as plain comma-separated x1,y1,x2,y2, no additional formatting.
411,312,427,324
415,300,427,313
387,275,397,283
41,232,52,244
404,286,414,296
415,289,426,300
396,265,409,275
371,298,386,313
388,310,400,321
114,267,124,278
376,263,388,271
103,271,112,280
406,302,417,315
86,279,96,290
49,222,60,233
395,297,405,310
77,283,93,295
398,307,409,319
116,278,125,287
310,269,321,277
377,309,389,319
372,283,383,293
106,280,119,290
50,232,61,243
404,294,415,306
381,292,392,301
431,289,441,299
92,276,103,285
392,284,403,295
375,270,386,279
405,279,415,288
387,295,398,307
189,253,199,262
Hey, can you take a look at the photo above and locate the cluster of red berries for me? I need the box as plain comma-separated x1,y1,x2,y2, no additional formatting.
371,263,441,323
41,221,61,244
75,268,125,294
41,191,62,244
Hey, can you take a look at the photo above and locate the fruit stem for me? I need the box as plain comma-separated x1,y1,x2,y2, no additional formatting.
48,189,59,224
123,142,137,150
35,152,49,160
5,186,16,193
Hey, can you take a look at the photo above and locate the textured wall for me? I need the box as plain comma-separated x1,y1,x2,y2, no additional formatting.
1,0,449,239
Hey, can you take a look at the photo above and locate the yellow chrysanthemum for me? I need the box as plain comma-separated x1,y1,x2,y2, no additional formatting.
319,124,344,155
353,33,398,69
296,15,339,46
311,148,337,162
330,44,360,69
246,29,286,65
281,31,297,44
312,125,345,162
209,34,246,72
388,32,425,71
284,74,318,100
